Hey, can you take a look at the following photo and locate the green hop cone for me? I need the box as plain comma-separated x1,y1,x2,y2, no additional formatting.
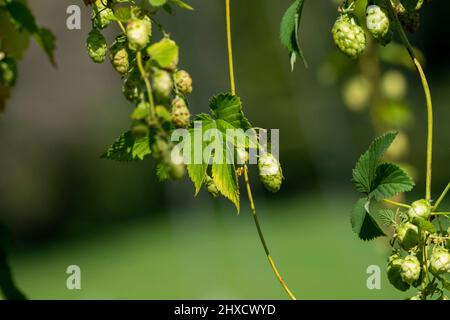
332,14,367,59
396,222,419,251
0,57,17,87
204,175,220,198
387,255,410,291
174,70,193,94
86,28,107,63
126,17,152,51
429,247,450,275
258,153,283,193
164,152,185,181
366,5,393,46
400,255,421,285
152,138,169,160
171,96,190,128
92,0,114,29
109,36,130,75
236,147,249,165
123,71,142,103
153,69,173,100
400,0,424,11
408,199,431,220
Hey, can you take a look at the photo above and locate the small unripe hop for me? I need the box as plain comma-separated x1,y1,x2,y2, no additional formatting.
408,199,431,220
126,18,152,50
236,147,249,165
174,70,193,94
110,36,130,75
164,154,185,181
86,28,107,63
429,247,450,275
171,96,190,128
204,176,220,198
366,5,393,46
258,153,283,193
396,222,419,251
400,255,421,285
153,69,173,100
92,0,114,29
387,255,410,291
332,14,367,59
0,57,17,87
123,72,142,103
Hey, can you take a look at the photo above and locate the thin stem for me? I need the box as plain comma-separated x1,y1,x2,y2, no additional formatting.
243,167,297,300
224,0,296,300
431,212,450,216
136,51,156,120
225,0,236,95
386,1,433,201
433,182,450,211
383,199,411,209
117,20,126,34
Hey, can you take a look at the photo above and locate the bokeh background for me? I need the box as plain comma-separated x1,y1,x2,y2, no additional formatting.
0,0,449,299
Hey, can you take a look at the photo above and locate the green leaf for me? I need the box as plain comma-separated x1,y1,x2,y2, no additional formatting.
101,131,151,162
352,131,398,194
209,93,252,130
184,94,253,212
5,0,38,34
370,163,414,200
185,120,216,195
280,0,307,71
5,1,56,66
147,38,179,70
351,198,386,241
212,161,240,212
34,28,56,67
170,0,193,10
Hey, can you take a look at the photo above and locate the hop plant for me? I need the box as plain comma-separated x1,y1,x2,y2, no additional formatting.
429,247,450,275
109,35,130,75
407,199,431,220
126,17,152,51
153,69,173,100
0,57,17,87
332,14,366,59
171,96,190,128
387,255,411,291
258,153,283,193
86,28,107,63
174,70,193,94
204,175,220,198
400,255,421,285
92,0,114,29
396,222,419,251
366,4,393,46
122,71,142,103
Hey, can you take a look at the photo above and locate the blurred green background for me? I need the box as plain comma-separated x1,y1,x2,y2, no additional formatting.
0,0,449,299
